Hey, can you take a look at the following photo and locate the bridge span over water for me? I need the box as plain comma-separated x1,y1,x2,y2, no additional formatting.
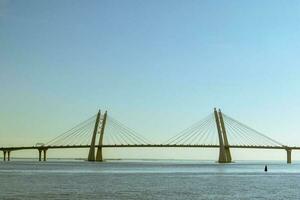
1,108,297,163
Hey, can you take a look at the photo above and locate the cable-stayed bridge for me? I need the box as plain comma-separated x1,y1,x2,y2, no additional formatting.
0,108,297,163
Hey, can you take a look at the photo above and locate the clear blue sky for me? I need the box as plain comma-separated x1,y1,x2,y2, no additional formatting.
1,0,300,160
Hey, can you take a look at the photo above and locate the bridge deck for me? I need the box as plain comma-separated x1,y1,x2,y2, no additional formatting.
1,144,300,151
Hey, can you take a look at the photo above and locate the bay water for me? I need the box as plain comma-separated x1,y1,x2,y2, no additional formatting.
0,160,299,199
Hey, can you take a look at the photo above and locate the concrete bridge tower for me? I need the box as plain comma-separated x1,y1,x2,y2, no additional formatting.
87,110,107,162
214,108,232,163
96,111,107,161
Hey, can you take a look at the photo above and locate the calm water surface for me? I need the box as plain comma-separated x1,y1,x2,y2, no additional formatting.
0,160,299,199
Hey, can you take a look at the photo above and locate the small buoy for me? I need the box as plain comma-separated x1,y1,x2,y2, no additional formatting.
264,165,268,172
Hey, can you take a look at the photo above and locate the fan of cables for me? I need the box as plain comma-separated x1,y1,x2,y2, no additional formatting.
45,114,97,146
222,113,283,147
103,116,152,145
163,114,219,145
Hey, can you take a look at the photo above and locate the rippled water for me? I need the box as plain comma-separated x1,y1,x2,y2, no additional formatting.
0,160,299,199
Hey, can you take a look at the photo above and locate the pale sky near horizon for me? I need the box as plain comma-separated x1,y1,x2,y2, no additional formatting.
1,0,300,160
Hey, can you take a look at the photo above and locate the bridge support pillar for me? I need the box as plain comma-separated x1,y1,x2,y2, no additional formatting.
96,111,107,162
219,109,232,163
38,149,42,161
214,108,227,163
7,151,10,161
214,108,232,163
286,148,292,164
96,147,103,161
43,149,47,161
3,151,6,161
88,110,101,161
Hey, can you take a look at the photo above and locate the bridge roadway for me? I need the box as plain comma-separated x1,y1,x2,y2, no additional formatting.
1,144,300,151
1,144,298,163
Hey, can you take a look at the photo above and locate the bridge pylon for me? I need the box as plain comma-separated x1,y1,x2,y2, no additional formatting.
87,110,101,161
214,108,232,163
87,110,108,162
96,111,107,161
218,109,232,162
